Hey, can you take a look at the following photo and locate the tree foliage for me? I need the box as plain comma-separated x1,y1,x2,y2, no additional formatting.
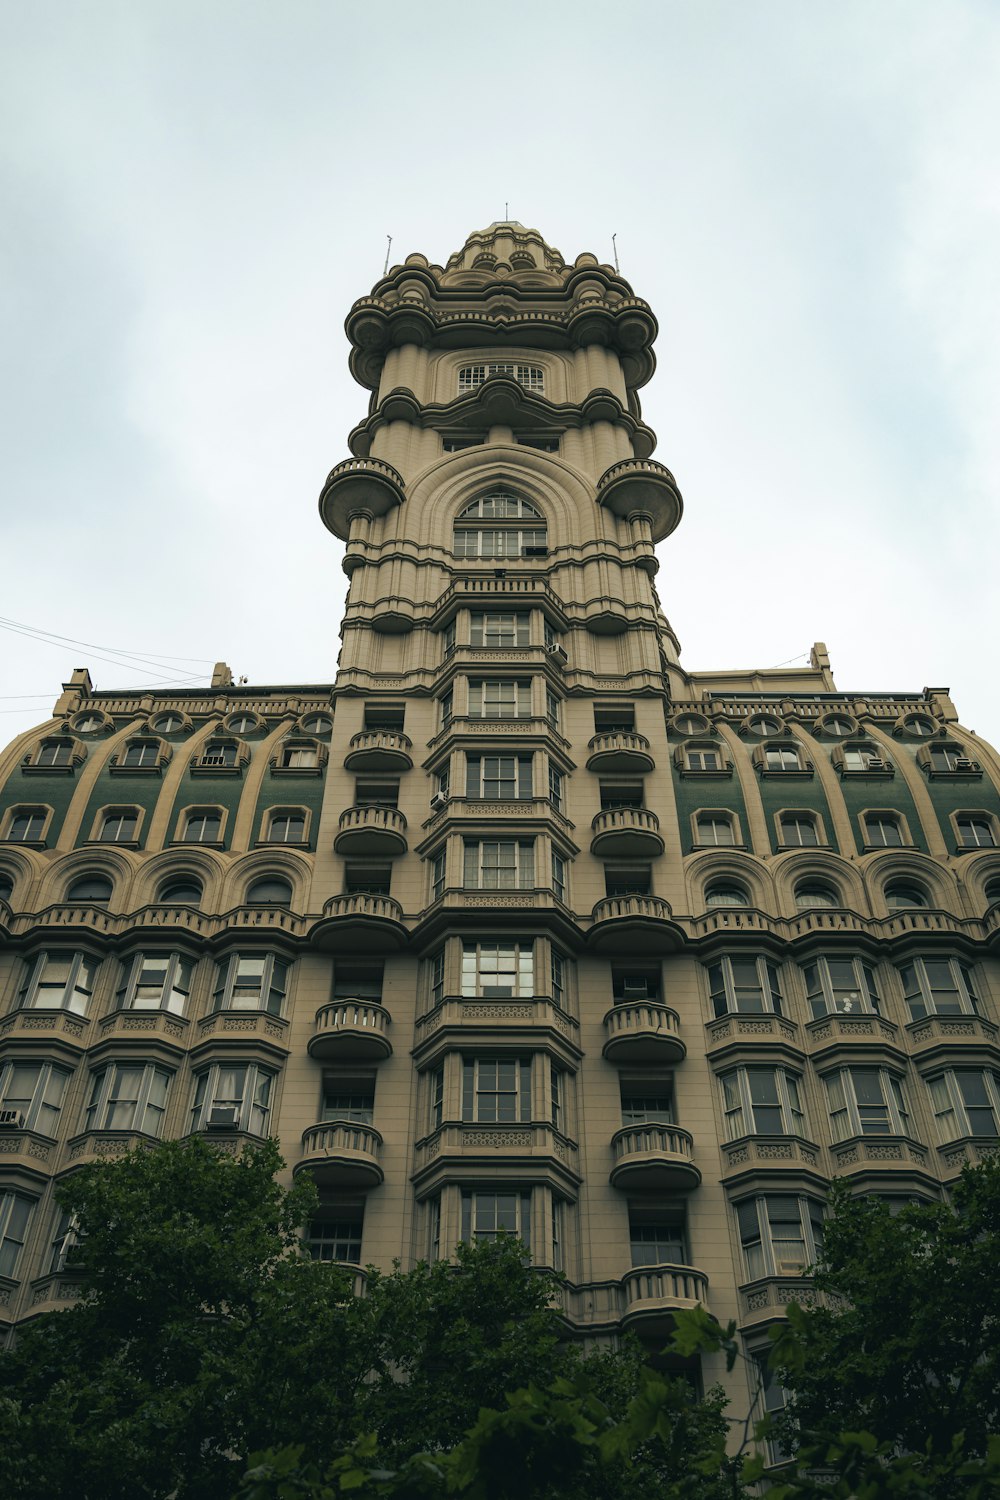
0,1138,734,1499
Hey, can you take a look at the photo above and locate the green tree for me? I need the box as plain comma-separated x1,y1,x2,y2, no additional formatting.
0,1138,737,1499
769,1158,1000,1475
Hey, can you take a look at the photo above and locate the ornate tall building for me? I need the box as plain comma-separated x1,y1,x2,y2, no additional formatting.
2,223,1000,1418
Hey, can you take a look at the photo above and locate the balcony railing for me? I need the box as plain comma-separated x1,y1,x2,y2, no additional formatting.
309,1001,392,1061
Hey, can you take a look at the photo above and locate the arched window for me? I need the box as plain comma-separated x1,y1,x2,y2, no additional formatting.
67,875,113,906
246,876,293,906
705,883,749,908
453,493,547,560
986,879,1000,906
884,882,928,910
795,882,839,910
0,873,13,903
158,876,203,905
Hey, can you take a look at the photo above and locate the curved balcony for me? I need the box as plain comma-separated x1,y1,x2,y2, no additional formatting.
308,1001,393,1062
312,893,407,952
295,1121,384,1190
334,805,408,856
596,458,683,543
591,807,664,859
343,730,413,772
621,1263,710,1338
588,894,678,954
319,457,405,540
610,1124,700,1193
586,732,654,774
602,1003,685,1065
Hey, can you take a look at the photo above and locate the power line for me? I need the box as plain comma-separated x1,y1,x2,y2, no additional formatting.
0,614,214,665
0,617,212,683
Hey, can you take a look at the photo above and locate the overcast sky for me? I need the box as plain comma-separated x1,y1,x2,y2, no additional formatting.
1,2,998,749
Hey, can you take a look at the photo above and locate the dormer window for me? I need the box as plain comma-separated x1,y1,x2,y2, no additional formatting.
458,363,544,394
454,493,547,560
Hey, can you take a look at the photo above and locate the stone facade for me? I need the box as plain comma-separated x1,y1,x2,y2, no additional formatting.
2,222,1000,1415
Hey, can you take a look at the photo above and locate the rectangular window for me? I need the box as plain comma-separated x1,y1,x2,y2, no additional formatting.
721,1069,804,1138
551,1197,564,1270
123,742,159,768
551,1066,563,1131
928,1071,1000,1140
803,957,881,1019
463,840,534,890
470,612,530,647
708,957,783,1018
600,782,644,809
322,1075,375,1125
899,958,979,1019
547,763,564,811
430,949,446,1007
613,968,661,1004
332,963,383,1002
190,1063,273,1135
85,1064,170,1136
765,747,800,771
605,869,652,897
753,1354,791,1466
19,952,98,1015
825,1067,910,1140
551,850,567,902
468,680,531,719
620,1080,673,1126
214,954,289,1016
594,706,634,734
461,941,533,998
550,947,567,1010
440,690,453,728
344,864,392,896
687,749,720,771
354,779,399,807
0,1061,70,1134
461,1190,531,1249
443,620,456,657
363,705,405,732
737,1195,823,1279
48,1208,82,1274
864,813,903,847
307,1201,364,1264
119,952,193,1014
546,688,560,727
430,1065,444,1130
282,745,319,768
431,850,446,901
465,755,532,800
0,1191,35,1279
462,1058,530,1123
629,1203,686,1266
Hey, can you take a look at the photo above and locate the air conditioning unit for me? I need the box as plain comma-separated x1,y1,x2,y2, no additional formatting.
430,792,449,810
865,757,886,770
207,1107,239,1130
954,757,975,770
522,546,548,558
546,644,568,663
0,1110,25,1129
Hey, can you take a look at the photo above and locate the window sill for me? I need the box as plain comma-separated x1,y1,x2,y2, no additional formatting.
170,838,226,849
190,764,243,777
691,840,746,851
953,844,997,855
776,841,830,852
270,766,324,777
86,839,140,850
758,767,815,780
0,838,47,849
838,766,895,779
109,764,162,776
21,764,75,776
677,765,734,779
254,839,312,850
925,766,982,780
